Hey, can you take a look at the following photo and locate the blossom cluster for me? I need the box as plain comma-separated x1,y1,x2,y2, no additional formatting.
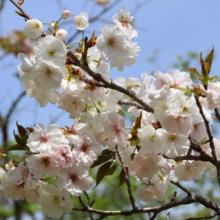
1,5,220,219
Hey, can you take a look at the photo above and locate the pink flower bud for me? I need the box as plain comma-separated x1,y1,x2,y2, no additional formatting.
62,10,71,19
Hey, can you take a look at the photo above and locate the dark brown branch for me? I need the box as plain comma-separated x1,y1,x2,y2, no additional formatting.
115,145,137,210
188,136,215,165
84,191,95,220
194,96,220,187
214,109,220,123
72,193,220,218
182,212,217,220
78,196,87,209
163,154,214,164
9,0,31,19
67,51,154,113
171,191,177,202
117,100,147,111
171,181,220,213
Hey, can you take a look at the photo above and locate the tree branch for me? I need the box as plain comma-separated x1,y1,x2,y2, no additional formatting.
115,145,137,210
67,51,154,113
182,212,217,220
9,0,31,20
194,96,220,187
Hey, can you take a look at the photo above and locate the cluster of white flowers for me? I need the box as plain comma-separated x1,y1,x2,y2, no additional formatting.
2,5,220,219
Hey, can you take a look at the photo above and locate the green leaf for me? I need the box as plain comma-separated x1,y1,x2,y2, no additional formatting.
13,132,26,147
106,163,118,176
90,155,113,169
5,144,25,151
95,161,112,188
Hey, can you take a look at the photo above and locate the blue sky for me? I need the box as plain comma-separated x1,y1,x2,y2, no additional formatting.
1,0,220,140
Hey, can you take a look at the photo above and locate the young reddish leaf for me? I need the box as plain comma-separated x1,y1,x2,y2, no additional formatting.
118,167,128,186
105,163,118,176
16,121,27,137
13,131,26,147
95,161,112,188
185,67,201,77
205,47,214,75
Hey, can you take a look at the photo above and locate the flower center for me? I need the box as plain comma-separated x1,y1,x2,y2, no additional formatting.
40,136,48,143
48,50,55,56
113,125,120,134
108,38,115,47
71,174,78,182
81,145,88,152
35,23,40,29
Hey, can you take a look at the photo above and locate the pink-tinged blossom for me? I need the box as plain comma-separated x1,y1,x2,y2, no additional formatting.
160,106,193,136
190,122,207,141
1,168,26,200
113,7,138,40
130,153,162,180
156,129,189,157
136,181,168,202
73,131,102,166
96,25,140,71
149,70,172,101
56,165,93,196
27,123,68,153
62,10,71,19
203,81,220,110
38,182,73,219
26,150,60,178
23,180,40,204
168,69,192,88
57,145,76,168
103,111,129,150
175,161,207,181
63,120,88,146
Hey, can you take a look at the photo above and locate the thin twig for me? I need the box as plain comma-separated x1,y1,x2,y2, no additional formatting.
9,0,31,19
66,0,123,44
117,100,147,111
78,196,87,209
115,145,137,210
163,154,214,164
67,51,154,113
181,212,217,220
84,191,95,220
194,96,220,187
71,194,220,217
214,109,220,123
171,191,177,202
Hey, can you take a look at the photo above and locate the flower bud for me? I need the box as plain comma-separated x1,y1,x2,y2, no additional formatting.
62,10,71,19
50,21,55,28
55,29,68,41
24,19,43,39
73,12,89,31
96,0,111,5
